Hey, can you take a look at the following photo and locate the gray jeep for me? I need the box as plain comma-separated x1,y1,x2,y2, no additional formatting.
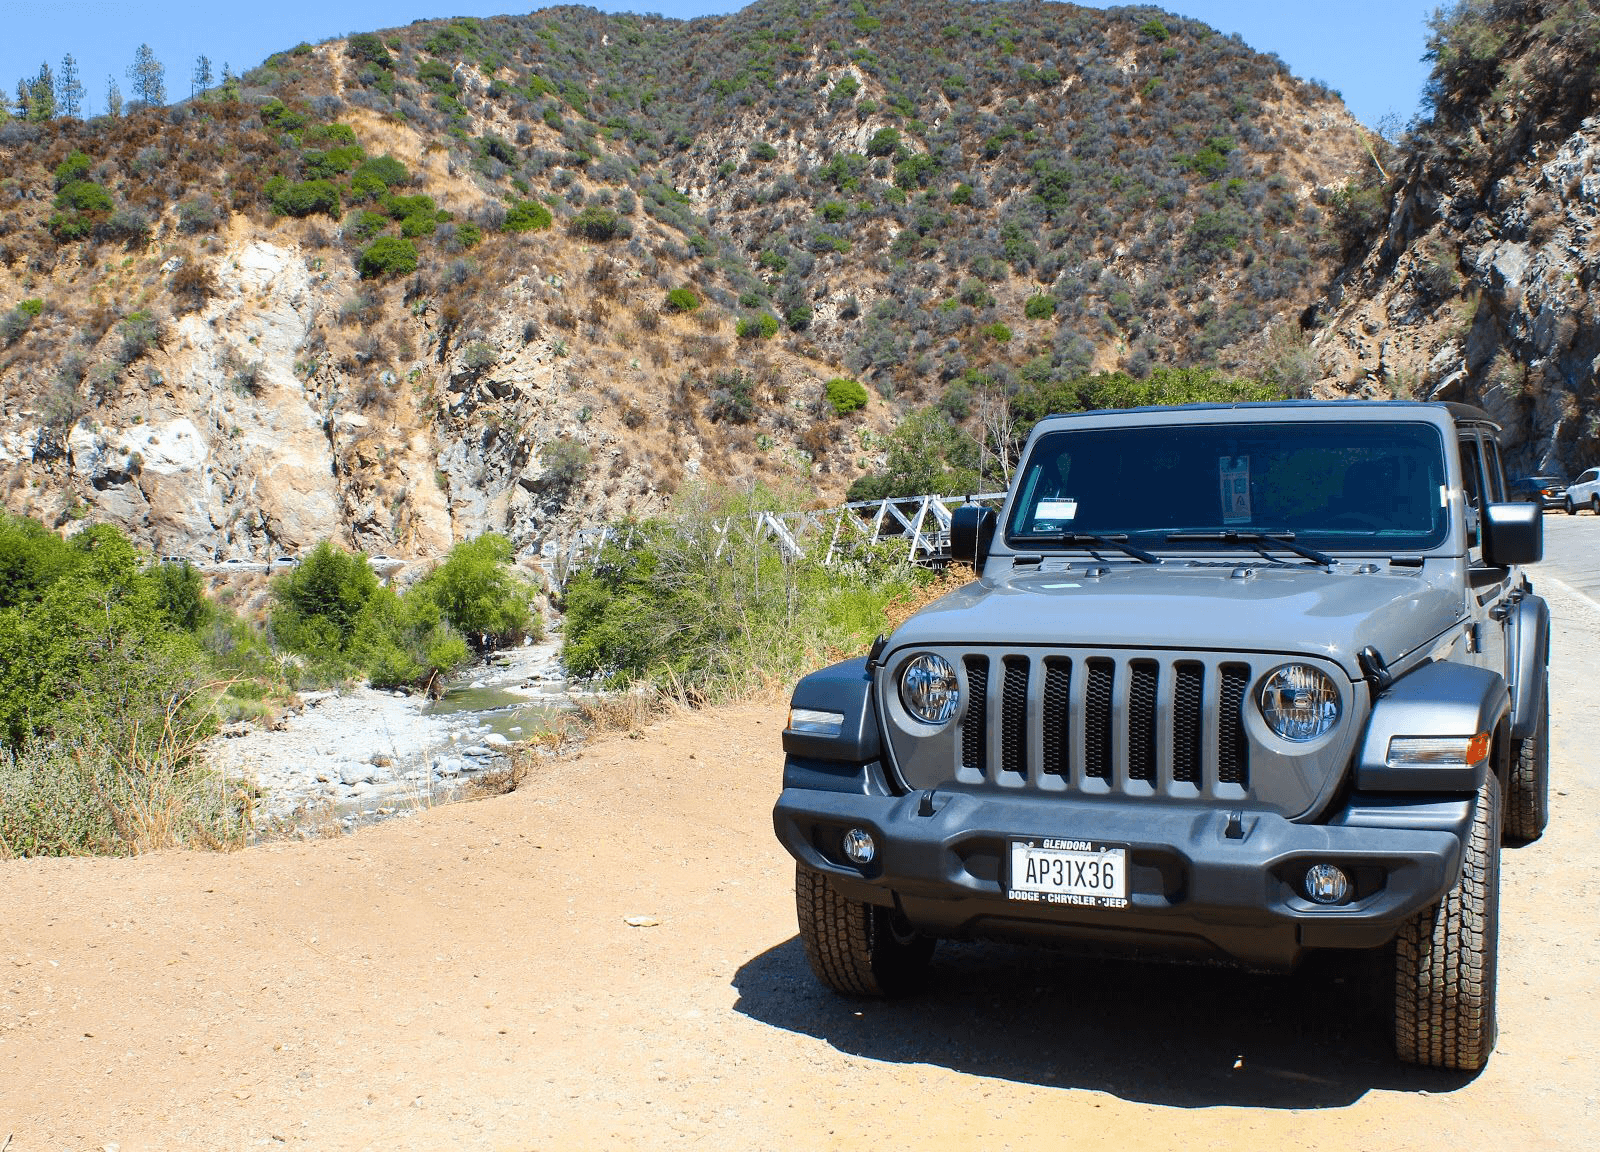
773,401,1548,1072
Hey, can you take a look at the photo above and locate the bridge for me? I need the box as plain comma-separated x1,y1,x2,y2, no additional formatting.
545,492,1008,589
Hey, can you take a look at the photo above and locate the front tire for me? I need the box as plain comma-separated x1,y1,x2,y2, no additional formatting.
1394,772,1501,1071
795,863,934,997
1591,495,1599,515
1566,497,1578,515
1507,682,1550,844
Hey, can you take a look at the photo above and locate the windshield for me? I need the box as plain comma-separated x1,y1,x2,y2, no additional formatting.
1006,420,1450,552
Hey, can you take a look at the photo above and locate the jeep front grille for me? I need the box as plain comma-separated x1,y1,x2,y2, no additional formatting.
956,652,1250,792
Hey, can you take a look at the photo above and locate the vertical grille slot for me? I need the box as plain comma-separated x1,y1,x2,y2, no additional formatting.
1172,661,1204,784
1218,663,1251,786
1127,660,1159,782
1041,658,1072,777
1084,658,1115,780
1000,656,1030,775
962,656,989,774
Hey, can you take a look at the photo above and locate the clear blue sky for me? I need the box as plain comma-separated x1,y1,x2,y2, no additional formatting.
4,0,1437,130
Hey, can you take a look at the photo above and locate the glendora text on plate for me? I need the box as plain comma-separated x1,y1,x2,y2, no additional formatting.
1008,839,1128,907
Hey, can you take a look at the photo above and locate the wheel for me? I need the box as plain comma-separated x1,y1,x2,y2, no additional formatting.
794,863,933,997
1506,681,1549,844
1566,497,1578,515
1591,495,1598,515
1394,772,1501,1071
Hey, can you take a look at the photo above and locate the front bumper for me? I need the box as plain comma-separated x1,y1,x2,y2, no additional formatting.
774,774,1472,969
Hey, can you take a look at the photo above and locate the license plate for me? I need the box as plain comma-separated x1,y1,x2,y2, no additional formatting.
1007,839,1128,907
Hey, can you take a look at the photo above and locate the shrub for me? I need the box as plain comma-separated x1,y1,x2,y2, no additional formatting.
568,205,622,241
785,305,813,331
665,286,700,312
736,312,779,340
413,533,538,648
265,177,341,218
541,438,591,492
270,539,378,658
353,153,410,190
53,151,92,189
825,377,869,415
866,127,901,158
347,32,393,70
55,180,113,214
705,369,757,423
346,209,389,241
1024,294,1057,320
893,153,939,190
118,311,162,363
750,140,777,162
1140,19,1171,40
259,99,306,133
984,322,1013,343
1,307,33,346
455,221,482,248
503,199,553,232
177,195,220,233
303,145,366,180
356,236,418,278
400,211,438,238
950,183,974,206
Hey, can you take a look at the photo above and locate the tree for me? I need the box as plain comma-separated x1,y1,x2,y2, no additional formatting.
413,534,535,648
269,540,378,657
105,76,122,118
56,54,84,118
191,55,212,99
126,44,165,110
26,62,56,121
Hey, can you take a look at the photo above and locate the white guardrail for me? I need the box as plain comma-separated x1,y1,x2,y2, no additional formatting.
546,492,1009,589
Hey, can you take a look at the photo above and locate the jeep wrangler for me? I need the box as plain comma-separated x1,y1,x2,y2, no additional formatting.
774,401,1548,1071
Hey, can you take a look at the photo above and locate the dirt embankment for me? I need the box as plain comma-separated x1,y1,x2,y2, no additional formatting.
3,596,1599,1149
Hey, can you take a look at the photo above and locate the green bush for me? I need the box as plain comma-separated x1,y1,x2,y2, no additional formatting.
400,211,438,238
55,180,113,214
736,312,779,340
893,153,939,190
1140,19,1171,40
303,145,366,180
540,438,591,492
356,236,418,278
270,540,378,660
568,205,623,241
353,154,410,190
1024,294,1057,320
265,176,341,218
53,151,92,189
825,377,869,415
456,221,482,248
665,286,700,312
503,199,553,232
866,127,901,158
260,99,306,133
983,322,1013,343
413,534,538,648
750,140,777,162
561,485,925,695
346,209,389,241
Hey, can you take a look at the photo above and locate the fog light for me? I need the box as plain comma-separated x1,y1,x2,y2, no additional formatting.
842,827,876,865
1304,863,1350,905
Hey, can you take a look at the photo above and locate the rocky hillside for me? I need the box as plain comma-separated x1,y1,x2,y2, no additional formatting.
1312,0,1600,478
0,0,1375,560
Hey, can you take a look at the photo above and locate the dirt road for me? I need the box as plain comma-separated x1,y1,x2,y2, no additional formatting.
3,587,1599,1150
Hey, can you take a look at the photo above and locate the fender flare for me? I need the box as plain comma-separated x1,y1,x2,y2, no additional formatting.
1508,593,1550,740
1355,660,1510,792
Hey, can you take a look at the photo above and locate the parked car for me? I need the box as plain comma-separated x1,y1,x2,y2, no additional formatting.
776,400,1549,1073
1508,474,1568,509
1564,467,1600,514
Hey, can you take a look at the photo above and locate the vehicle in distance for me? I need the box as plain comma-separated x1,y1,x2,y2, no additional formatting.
1563,466,1600,515
1507,473,1567,509
774,401,1548,1072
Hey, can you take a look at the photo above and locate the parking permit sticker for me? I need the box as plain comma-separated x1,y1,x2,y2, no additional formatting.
1219,456,1251,523
1036,499,1078,521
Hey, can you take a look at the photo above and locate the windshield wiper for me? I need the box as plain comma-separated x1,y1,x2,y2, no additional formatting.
1024,532,1160,564
1164,530,1334,568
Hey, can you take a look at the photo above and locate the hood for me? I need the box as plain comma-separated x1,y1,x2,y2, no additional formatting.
890,559,1464,677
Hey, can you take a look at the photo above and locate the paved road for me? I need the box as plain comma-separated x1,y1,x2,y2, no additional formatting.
1535,508,1600,604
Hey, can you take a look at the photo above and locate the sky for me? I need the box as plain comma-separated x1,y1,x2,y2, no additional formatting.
4,0,1438,130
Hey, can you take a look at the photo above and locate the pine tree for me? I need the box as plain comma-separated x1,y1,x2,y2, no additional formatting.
14,79,30,120
105,75,123,118
56,53,85,118
126,44,165,110
191,55,213,99
27,62,56,122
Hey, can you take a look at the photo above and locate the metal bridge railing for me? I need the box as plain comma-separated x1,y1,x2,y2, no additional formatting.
544,492,1008,589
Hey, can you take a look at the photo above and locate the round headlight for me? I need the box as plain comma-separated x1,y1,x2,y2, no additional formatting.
1259,664,1341,742
900,653,961,725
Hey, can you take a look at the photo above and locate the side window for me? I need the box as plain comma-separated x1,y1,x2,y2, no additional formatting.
1483,436,1507,502
1458,436,1483,511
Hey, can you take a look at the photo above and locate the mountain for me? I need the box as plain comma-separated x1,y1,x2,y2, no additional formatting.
0,0,1373,559
1311,0,1600,478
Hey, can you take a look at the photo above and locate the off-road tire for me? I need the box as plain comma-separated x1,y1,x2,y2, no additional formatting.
795,863,934,997
1506,682,1550,845
1394,772,1501,1071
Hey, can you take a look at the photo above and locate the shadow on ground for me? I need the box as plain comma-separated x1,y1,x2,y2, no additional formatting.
732,936,1476,1108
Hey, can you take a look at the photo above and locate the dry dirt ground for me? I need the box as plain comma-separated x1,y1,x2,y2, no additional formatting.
4,595,1600,1150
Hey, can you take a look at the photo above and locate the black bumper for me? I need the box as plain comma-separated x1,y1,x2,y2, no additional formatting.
773,775,1472,969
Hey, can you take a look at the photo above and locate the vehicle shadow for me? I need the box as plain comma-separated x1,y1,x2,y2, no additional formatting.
730,936,1477,1108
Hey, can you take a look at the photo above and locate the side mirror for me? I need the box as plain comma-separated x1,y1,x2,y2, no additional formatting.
1482,501,1542,568
950,505,996,570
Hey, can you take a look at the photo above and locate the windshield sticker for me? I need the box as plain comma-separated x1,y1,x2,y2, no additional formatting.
1035,498,1078,522
1219,456,1251,524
